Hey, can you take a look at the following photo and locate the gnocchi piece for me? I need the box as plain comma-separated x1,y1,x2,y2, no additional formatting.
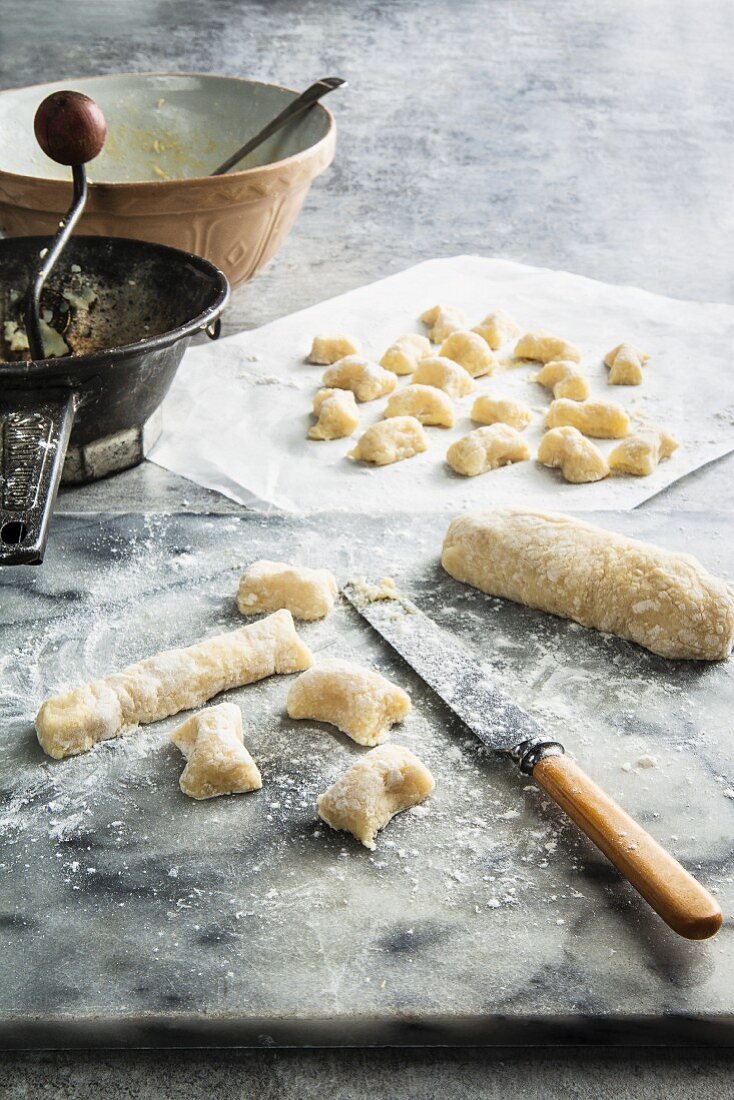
35,611,313,760
307,334,361,364
604,343,650,386
546,398,630,439
471,395,533,431
317,743,435,850
287,658,411,746
533,360,589,401
609,428,679,476
380,334,432,376
439,330,496,378
537,426,610,483
322,356,397,402
171,702,262,800
349,416,428,465
446,423,531,477
420,304,468,343
514,331,582,364
471,309,521,350
237,560,338,621
384,384,455,428
308,388,359,441
412,356,476,398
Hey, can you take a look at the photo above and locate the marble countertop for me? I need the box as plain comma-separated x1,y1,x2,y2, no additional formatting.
2,0,733,1094
3,512,731,1052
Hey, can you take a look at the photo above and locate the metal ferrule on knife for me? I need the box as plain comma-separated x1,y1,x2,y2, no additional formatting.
508,737,565,775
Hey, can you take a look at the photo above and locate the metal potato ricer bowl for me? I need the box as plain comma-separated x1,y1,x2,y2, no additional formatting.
0,91,229,566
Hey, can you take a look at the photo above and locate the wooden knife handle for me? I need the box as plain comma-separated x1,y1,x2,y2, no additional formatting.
532,753,723,940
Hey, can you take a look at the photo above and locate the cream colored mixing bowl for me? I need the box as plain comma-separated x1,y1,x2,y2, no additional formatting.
0,73,336,287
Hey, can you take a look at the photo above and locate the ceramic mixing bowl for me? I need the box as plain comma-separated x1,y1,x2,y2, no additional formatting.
0,73,336,287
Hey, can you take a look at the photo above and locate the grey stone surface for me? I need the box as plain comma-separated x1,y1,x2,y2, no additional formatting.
1,0,733,1094
2,513,732,1051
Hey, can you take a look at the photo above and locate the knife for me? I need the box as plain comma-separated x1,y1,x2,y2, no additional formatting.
342,580,723,941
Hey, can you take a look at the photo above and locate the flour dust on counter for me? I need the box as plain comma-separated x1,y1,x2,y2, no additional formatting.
0,511,732,1046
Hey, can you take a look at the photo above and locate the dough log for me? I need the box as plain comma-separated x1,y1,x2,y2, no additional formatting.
36,609,313,759
441,510,734,660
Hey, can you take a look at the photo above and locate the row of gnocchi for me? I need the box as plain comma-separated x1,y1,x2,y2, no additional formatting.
344,416,677,482
303,305,674,482
308,309,650,391
190,561,432,850
420,305,650,387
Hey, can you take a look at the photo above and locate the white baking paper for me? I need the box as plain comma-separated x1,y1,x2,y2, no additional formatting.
150,256,734,513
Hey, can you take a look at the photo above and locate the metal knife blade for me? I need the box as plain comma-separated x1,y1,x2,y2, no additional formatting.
341,580,556,764
341,580,725,941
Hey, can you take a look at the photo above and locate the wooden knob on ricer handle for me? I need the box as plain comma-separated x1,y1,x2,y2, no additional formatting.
23,92,106,364
34,90,107,166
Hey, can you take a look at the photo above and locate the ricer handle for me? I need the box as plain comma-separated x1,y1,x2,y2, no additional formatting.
532,752,722,941
24,91,107,361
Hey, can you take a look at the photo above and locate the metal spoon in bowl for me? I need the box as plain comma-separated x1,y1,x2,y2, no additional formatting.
211,76,346,176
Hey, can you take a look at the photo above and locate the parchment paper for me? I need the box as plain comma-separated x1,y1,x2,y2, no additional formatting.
150,256,734,513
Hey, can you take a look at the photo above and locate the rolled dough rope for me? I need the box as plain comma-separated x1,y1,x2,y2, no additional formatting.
441,510,734,660
36,610,313,760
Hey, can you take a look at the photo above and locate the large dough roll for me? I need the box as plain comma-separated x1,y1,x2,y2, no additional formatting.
441,510,734,660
